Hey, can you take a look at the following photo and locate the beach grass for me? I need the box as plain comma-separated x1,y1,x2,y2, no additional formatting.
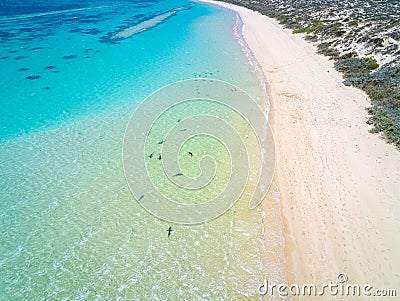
221,0,400,150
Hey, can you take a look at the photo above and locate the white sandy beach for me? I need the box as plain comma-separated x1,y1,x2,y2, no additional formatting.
201,0,400,298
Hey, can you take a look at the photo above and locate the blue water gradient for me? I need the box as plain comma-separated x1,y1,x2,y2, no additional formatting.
0,0,197,140
0,1,286,299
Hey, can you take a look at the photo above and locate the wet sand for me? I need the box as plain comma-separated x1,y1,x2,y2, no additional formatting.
201,1,400,298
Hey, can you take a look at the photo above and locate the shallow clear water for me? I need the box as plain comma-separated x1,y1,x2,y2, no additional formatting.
0,1,286,299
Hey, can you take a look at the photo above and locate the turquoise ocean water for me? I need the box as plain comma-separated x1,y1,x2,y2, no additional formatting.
0,0,286,299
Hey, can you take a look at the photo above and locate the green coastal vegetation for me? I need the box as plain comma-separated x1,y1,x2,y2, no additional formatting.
221,0,400,149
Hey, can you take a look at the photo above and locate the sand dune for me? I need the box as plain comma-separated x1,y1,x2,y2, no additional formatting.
202,1,400,299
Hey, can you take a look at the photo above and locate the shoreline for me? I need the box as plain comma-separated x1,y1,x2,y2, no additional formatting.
200,0,400,297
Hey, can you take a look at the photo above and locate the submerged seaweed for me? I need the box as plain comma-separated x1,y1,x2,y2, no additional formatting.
82,28,102,35
14,55,28,60
26,75,41,80
63,55,77,59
